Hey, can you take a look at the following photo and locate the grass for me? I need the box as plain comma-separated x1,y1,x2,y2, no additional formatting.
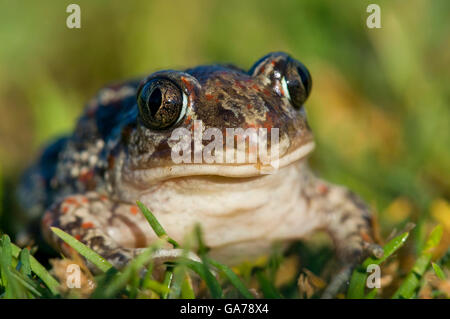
0,202,256,299
1,202,448,299
347,231,410,299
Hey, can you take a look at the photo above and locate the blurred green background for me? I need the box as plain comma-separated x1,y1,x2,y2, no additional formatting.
0,0,449,281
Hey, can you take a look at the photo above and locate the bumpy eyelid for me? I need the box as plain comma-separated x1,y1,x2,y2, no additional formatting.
140,71,201,97
249,59,275,78
249,52,290,78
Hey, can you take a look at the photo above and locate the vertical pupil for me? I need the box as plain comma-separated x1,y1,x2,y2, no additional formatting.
148,88,162,116
296,65,311,97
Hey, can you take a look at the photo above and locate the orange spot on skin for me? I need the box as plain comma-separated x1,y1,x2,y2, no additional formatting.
361,231,373,243
271,61,276,66
75,234,82,241
82,222,94,229
62,206,69,214
65,197,78,205
79,170,94,183
263,113,274,133
247,104,253,109
262,123,272,133
181,76,194,92
81,197,89,204
61,243,76,257
252,84,260,92
100,195,108,201
317,184,329,195
130,206,139,215
184,115,192,125
263,89,271,97
234,80,245,89
205,93,214,100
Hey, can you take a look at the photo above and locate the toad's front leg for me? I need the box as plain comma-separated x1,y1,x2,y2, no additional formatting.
42,192,198,271
301,173,383,298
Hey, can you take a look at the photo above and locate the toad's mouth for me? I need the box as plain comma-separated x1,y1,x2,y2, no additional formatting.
123,141,315,188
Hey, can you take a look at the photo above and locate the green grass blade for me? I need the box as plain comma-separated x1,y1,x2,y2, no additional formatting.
51,227,114,273
208,258,254,299
194,225,223,298
1,266,20,298
169,265,190,299
18,248,31,276
161,268,174,299
365,288,378,299
180,275,195,299
255,269,282,299
90,268,120,298
347,232,409,299
136,201,179,248
0,235,29,298
10,243,59,295
392,257,424,299
1,235,13,297
135,198,183,299
346,270,367,299
193,263,222,299
422,225,443,252
142,278,171,296
362,232,410,268
8,243,59,295
392,225,443,299
137,202,226,298
432,262,446,280
0,235,12,266
182,258,223,298
141,262,173,297
198,260,223,299
93,246,156,298
9,269,41,297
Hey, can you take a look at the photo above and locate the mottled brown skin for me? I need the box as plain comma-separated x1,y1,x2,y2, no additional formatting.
19,52,382,297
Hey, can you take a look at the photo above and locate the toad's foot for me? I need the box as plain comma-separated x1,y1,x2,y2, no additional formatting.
321,243,383,299
302,176,383,298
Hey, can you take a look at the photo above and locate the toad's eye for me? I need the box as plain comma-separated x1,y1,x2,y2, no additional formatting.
284,58,312,109
137,78,188,130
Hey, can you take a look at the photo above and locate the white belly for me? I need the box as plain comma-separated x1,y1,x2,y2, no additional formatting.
138,161,319,264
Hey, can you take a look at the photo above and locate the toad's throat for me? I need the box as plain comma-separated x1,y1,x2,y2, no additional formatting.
133,158,315,262
123,141,315,187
